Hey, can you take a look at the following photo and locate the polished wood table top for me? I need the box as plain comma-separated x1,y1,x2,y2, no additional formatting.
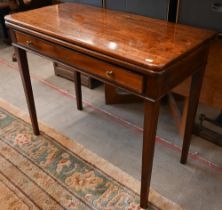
5,3,214,74
5,3,216,209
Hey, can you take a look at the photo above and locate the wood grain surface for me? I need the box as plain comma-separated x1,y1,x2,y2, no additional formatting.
5,3,215,73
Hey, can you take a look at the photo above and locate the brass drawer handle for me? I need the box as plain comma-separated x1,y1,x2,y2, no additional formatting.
26,40,32,46
106,71,114,77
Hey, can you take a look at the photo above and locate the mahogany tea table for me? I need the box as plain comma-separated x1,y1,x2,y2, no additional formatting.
5,3,216,209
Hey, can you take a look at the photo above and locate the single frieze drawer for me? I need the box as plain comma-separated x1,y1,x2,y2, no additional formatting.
15,31,144,94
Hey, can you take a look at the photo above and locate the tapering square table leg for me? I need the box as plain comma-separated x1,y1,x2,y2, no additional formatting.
73,71,83,110
140,100,160,209
15,47,40,135
180,67,206,164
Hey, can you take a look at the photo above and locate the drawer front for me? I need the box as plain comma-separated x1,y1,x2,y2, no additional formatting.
15,31,144,94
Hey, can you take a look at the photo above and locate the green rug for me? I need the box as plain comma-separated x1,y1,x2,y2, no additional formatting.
0,98,182,210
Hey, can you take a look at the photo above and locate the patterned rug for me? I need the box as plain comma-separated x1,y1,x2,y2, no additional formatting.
0,99,182,210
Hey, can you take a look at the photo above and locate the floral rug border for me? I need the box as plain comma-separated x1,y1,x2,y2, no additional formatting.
0,98,183,210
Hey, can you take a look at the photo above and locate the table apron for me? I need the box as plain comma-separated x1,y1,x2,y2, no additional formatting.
10,29,210,103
